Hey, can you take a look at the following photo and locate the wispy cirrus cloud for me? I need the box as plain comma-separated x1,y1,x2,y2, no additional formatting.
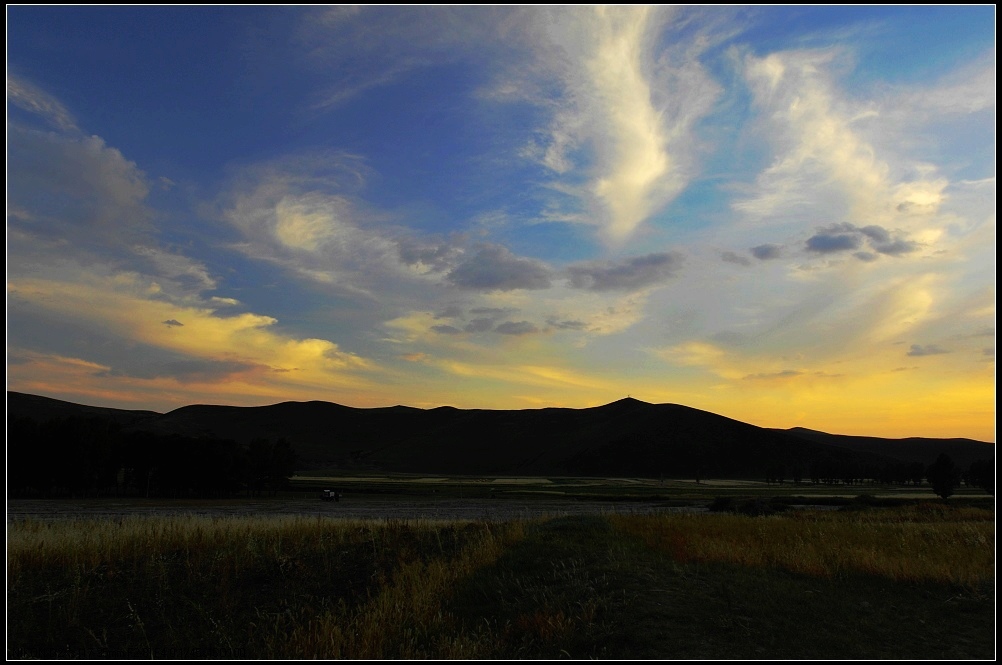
503,6,722,243
297,6,506,112
734,48,951,237
5,78,226,309
290,6,728,246
7,75,79,132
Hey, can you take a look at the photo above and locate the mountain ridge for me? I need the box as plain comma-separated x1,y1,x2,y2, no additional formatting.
7,391,993,478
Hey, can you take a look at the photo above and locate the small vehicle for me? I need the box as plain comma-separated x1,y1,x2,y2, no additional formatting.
321,489,342,502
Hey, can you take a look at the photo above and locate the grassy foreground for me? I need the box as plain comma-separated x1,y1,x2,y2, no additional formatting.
7,504,995,659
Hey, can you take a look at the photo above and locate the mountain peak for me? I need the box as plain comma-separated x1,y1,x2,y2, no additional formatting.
603,396,651,408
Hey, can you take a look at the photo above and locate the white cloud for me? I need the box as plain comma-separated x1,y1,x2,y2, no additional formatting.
504,7,721,243
585,6,671,241
733,46,991,253
7,75,79,132
896,53,995,117
7,127,152,247
298,6,506,111
736,49,896,226
8,274,378,390
221,166,412,298
289,7,723,246
132,246,218,295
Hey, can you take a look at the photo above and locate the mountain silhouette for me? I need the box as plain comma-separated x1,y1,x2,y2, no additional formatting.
7,391,993,479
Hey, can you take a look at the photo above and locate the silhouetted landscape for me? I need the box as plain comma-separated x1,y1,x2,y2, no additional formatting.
8,391,993,492
7,391,995,659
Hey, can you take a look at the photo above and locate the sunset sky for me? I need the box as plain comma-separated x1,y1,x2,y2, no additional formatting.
7,7,996,441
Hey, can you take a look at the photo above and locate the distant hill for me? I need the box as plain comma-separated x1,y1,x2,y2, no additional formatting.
6,392,994,479
6,391,161,428
780,427,993,471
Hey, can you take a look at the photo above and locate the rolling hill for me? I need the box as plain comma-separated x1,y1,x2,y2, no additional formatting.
7,392,993,479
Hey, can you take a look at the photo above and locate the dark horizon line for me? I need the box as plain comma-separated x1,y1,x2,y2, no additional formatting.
7,390,996,445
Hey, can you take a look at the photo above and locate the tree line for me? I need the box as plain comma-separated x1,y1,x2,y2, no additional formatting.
766,455,992,498
7,416,297,498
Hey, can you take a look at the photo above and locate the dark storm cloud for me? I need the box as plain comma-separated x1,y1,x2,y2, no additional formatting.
806,223,920,258
494,320,539,335
445,244,552,291
721,251,751,266
566,252,684,291
906,344,950,357
750,244,783,260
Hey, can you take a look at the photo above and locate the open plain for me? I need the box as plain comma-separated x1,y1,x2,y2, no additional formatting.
7,477,994,660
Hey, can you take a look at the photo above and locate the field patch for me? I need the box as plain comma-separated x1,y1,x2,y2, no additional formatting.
7,504,994,659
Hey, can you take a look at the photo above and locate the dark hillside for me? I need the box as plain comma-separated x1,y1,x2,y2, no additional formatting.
7,392,991,479
6,391,161,428
782,427,994,470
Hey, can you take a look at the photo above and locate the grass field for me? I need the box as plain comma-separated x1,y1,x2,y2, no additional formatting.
289,473,990,502
7,499,994,659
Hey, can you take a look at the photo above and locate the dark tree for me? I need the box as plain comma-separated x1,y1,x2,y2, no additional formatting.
926,453,961,500
246,437,297,494
967,458,995,496
792,464,803,485
271,438,297,482
7,417,44,496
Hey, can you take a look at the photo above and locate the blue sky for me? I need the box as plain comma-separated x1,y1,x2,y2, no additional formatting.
6,6,996,440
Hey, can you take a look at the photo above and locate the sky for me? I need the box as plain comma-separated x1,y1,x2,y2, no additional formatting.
6,6,996,441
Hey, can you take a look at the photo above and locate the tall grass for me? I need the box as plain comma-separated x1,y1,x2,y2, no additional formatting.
610,504,994,587
255,520,527,659
8,505,994,659
7,515,525,659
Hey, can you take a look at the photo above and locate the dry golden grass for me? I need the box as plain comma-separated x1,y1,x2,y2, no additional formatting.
7,514,528,660
8,505,994,659
263,520,528,659
610,504,994,587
